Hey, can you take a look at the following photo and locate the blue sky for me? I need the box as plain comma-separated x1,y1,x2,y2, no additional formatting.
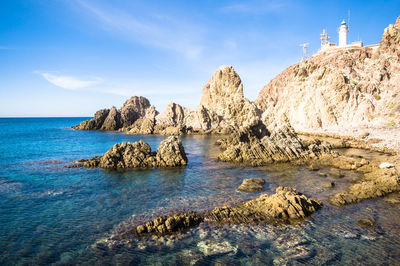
0,0,399,117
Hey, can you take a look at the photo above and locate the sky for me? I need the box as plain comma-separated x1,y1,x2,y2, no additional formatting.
0,0,399,117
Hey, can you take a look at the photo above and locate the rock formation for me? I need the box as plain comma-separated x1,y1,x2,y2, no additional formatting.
206,187,322,224
72,96,154,131
72,108,110,130
237,178,266,192
122,187,321,237
329,167,400,206
155,102,189,127
255,17,400,132
217,119,332,166
73,136,187,169
72,66,262,135
198,65,261,129
119,96,152,128
134,212,203,236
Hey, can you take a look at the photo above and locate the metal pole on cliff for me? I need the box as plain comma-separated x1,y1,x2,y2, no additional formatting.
300,43,309,61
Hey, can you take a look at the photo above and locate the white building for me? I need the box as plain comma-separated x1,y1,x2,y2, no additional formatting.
338,20,349,47
319,20,367,51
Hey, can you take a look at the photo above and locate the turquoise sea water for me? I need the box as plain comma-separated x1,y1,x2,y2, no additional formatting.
0,118,400,265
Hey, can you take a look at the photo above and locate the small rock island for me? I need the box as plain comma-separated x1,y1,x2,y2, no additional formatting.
73,136,187,169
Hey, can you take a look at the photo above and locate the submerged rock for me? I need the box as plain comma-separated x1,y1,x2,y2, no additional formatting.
237,178,266,192
73,136,187,169
323,182,335,189
197,240,238,256
328,168,345,178
358,218,376,227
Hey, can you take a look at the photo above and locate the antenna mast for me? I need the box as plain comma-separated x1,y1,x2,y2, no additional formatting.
348,10,351,29
299,43,309,61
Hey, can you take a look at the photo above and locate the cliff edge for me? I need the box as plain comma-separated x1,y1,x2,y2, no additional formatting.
255,17,400,133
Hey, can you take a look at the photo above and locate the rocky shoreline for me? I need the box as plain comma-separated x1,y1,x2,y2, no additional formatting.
71,17,400,260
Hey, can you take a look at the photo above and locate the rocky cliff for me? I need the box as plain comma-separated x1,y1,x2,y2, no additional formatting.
255,17,400,133
73,66,262,134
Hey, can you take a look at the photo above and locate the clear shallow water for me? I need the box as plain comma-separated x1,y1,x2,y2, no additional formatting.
0,118,399,265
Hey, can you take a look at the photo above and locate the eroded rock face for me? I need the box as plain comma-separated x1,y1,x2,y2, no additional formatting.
101,106,122,130
156,102,188,127
72,96,153,131
378,16,400,56
255,17,400,132
199,65,261,129
217,119,332,166
119,96,151,128
74,136,187,169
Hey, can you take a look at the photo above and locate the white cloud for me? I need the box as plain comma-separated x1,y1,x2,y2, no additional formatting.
75,0,205,59
37,72,103,90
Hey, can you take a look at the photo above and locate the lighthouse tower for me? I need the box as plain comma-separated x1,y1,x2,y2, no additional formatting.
338,20,348,47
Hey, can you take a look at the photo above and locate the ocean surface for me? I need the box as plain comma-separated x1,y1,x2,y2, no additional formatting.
0,117,399,265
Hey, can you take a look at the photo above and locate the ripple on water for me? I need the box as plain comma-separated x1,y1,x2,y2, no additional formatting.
1,119,400,265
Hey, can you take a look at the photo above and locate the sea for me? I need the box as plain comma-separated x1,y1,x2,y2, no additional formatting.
0,117,399,265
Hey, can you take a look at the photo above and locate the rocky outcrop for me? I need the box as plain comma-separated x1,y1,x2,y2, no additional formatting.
119,187,321,237
199,65,261,129
255,17,400,133
237,178,266,192
156,136,188,167
73,66,262,135
217,119,332,166
206,187,322,224
126,105,158,134
378,16,400,56
101,106,121,130
329,168,400,206
72,108,110,130
73,96,153,131
134,212,203,236
73,136,187,169
156,102,189,127
119,96,152,128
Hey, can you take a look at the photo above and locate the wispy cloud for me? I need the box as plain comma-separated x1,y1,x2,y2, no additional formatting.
36,71,103,90
221,2,286,15
74,0,204,59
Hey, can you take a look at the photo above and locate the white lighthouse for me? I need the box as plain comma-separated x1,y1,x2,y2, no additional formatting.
338,20,348,47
